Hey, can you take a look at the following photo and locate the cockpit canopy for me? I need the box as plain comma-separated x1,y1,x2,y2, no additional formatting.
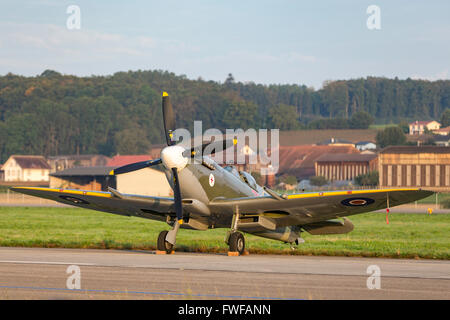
224,166,259,191
239,171,258,190
224,165,240,178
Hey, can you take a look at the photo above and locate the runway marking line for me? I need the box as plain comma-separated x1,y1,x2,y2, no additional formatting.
0,284,301,300
0,260,96,266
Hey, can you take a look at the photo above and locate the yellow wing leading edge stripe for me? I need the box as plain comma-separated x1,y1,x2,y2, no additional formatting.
286,188,422,200
13,186,421,201
12,187,112,198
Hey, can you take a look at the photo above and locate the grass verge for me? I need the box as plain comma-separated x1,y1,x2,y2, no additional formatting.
0,206,448,259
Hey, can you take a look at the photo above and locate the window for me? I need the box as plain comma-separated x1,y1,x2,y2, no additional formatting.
239,171,258,190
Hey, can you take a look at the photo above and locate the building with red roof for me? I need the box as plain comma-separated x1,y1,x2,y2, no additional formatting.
277,145,359,180
107,155,153,167
409,120,441,135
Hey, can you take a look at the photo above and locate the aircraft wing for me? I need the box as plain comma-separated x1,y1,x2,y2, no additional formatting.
10,187,174,222
11,187,433,231
209,188,434,228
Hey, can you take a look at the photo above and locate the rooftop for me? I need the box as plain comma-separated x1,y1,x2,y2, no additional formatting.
380,146,450,154
10,155,51,169
409,120,440,125
107,155,153,167
277,145,359,179
355,141,376,145
316,153,377,162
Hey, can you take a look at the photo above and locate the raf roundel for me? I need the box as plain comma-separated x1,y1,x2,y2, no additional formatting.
59,195,89,205
341,197,375,207
209,173,215,187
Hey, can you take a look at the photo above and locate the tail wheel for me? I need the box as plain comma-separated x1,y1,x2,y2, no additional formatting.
157,230,174,253
229,232,245,255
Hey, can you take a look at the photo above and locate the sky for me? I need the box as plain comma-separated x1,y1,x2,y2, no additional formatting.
0,0,449,89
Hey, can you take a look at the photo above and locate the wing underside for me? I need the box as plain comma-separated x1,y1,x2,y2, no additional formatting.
209,188,434,228
11,187,175,222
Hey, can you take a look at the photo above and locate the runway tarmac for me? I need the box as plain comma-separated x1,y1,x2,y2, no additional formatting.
0,247,448,300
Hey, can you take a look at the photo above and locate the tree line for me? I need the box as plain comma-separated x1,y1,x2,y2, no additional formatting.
0,69,449,162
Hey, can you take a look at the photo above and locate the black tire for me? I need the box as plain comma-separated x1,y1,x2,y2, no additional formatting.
157,231,174,253
229,232,245,255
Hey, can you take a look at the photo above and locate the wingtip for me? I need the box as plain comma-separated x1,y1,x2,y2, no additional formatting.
9,186,32,194
9,186,26,191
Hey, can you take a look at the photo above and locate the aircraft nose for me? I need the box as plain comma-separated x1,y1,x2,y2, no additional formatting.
161,145,188,171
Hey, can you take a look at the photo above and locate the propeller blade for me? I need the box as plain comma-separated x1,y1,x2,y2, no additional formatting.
109,159,162,175
184,138,237,158
162,92,176,146
171,168,183,223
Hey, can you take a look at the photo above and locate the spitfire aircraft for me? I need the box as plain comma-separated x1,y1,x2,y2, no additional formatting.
11,92,433,255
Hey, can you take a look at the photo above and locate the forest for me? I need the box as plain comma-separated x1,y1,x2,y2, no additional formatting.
0,69,449,162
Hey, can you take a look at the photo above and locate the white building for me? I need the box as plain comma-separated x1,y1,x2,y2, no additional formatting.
409,120,441,135
355,141,377,151
3,155,51,182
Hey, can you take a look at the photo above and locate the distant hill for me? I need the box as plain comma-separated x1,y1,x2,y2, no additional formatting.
0,70,448,162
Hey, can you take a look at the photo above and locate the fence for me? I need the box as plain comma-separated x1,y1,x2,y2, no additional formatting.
0,189,65,206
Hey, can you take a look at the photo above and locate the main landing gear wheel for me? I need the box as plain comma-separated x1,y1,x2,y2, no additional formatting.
157,230,174,253
228,232,245,255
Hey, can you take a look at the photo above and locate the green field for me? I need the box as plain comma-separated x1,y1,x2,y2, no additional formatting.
417,192,450,205
0,206,448,259
369,124,397,129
